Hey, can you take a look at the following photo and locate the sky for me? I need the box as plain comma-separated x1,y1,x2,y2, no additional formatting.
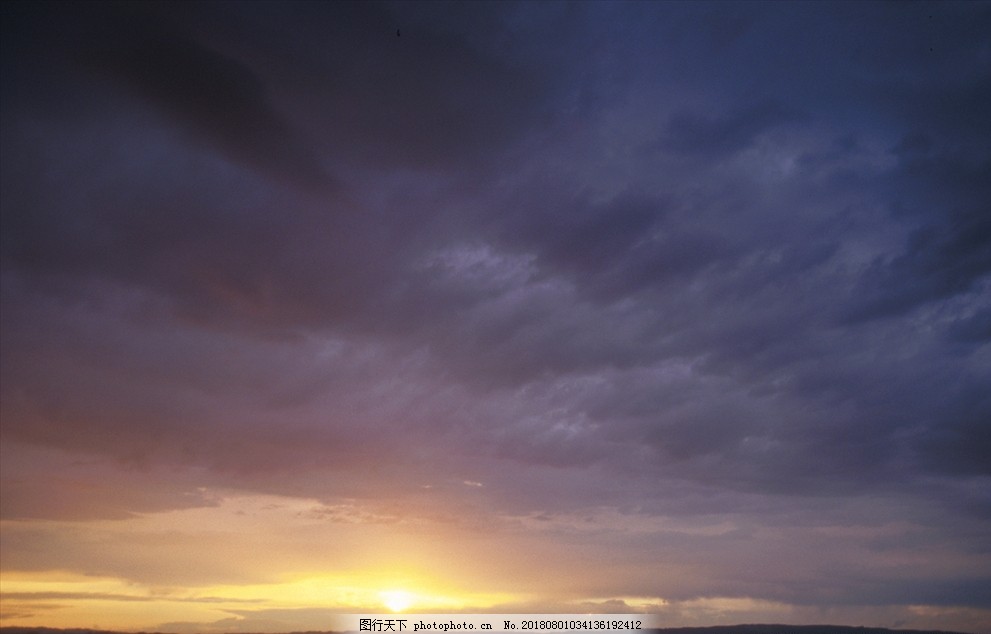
1,0,990,632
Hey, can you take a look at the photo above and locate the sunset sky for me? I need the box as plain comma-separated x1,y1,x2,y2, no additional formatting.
2,1,990,632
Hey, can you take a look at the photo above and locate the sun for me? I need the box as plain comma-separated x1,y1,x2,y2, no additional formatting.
380,589,415,612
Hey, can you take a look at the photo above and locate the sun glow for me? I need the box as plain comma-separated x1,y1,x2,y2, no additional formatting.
380,589,415,612
0,493,527,629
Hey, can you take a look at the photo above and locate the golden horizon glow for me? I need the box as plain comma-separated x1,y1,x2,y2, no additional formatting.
0,565,527,630
6,491,989,633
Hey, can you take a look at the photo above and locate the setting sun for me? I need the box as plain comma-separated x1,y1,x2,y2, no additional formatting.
380,590,415,613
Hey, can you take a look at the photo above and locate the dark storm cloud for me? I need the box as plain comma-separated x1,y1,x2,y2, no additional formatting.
848,209,991,322
658,101,802,158
189,0,555,170
1,2,326,191
83,8,329,190
0,0,559,334
4,0,988,489
838,71,991,324
948,306,991,344
492,183,739,304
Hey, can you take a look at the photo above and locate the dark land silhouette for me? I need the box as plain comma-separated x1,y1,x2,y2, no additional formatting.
0,625,973,634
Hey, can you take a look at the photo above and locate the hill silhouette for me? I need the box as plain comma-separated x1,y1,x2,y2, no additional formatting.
0,625,972,634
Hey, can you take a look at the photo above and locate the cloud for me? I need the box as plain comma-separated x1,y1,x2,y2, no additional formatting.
658,101,803,157
2,3,327,191
845,197,991,324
